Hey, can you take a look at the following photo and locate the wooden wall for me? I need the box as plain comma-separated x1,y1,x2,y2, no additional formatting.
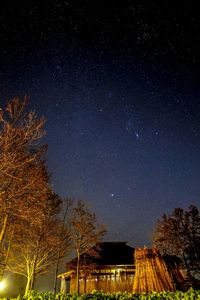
69,269,134,293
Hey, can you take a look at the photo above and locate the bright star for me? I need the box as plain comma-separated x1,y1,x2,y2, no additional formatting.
134,132,139,138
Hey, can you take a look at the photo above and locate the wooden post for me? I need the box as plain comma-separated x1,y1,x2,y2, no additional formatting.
60,276,67,295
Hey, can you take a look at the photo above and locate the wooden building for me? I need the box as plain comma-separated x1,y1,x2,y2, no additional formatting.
58,243,196,294
58,242,135,294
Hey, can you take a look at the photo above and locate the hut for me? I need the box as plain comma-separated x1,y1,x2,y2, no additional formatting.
58,242,135,294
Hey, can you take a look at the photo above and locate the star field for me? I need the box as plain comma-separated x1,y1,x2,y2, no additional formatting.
0,1,200,247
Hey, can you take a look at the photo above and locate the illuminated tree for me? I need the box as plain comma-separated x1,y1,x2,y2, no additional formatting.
153,205,200,277
71,200,106,293
0,97,47,248
0,97,50,285
6,191,72,295
0,98,73,295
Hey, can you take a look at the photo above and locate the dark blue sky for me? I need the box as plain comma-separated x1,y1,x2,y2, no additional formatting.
1,1,200,247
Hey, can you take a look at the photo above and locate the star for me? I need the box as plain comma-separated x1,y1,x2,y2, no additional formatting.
134,132,139,138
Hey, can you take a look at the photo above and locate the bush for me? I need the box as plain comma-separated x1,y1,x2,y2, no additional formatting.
1,289,200,300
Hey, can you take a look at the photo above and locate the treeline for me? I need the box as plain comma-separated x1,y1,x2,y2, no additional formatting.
0,98,106,296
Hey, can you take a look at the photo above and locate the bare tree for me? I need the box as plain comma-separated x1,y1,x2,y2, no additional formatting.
0,97,47,247
6,191,71,295
71,200,106,293
0,97,49,283
53,198,73,294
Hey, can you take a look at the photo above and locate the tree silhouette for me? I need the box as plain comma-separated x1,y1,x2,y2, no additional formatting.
153,205,200,278
71,200,106,293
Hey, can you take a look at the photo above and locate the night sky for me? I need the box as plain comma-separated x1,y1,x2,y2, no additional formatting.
1,1,200,247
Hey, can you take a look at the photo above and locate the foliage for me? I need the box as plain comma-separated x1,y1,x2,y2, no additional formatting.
152,205,200,277
0,98,72,295
0,97,47,247
5,191,72,295
0,97,50,291
2,289,200,300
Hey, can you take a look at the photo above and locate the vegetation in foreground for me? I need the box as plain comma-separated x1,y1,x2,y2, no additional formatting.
1,289,200,300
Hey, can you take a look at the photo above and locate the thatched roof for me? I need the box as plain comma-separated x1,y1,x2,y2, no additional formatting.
133,247,175,293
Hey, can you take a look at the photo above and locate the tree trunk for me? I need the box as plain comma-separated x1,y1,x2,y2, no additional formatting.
30,254,38,290
53,246,61,294
53,201,70,294
30,273,35,290
0,213,8,246
84,276,86,293
76,250,80,293
182,252,193,288
24,274,32,296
